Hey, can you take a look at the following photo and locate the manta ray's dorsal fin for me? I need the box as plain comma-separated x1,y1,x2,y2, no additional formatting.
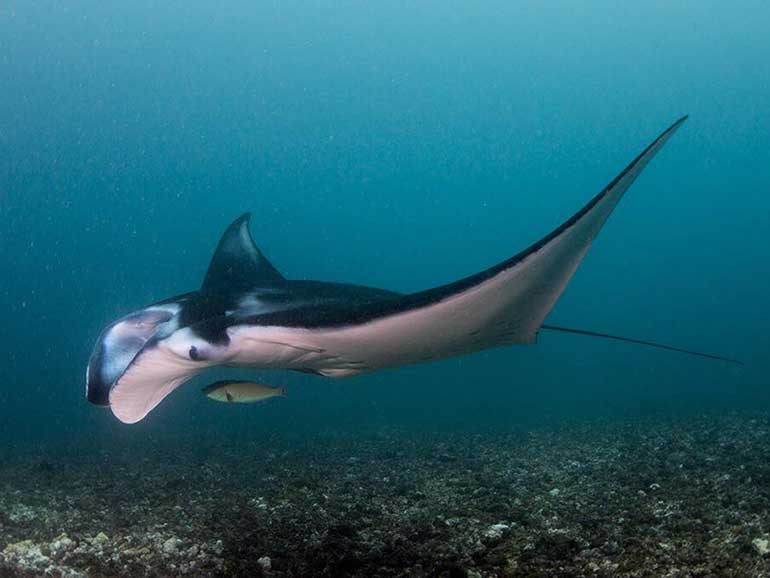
201,213,285,292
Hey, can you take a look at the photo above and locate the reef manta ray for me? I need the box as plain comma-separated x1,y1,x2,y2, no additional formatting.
86,116,739,424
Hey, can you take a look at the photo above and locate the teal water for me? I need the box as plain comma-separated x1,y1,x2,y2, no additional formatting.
1,1,768,447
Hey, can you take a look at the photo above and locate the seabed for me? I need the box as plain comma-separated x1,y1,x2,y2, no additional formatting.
2,413,770,577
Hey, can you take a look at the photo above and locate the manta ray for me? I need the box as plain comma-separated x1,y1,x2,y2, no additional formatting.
86,116,740,424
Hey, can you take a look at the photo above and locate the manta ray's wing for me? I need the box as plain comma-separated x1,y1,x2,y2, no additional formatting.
229,116,688,375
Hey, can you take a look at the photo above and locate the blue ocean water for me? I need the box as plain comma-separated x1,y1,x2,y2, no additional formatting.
1,0,768,447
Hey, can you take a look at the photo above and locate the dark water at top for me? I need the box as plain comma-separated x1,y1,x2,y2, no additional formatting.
1,1,768,449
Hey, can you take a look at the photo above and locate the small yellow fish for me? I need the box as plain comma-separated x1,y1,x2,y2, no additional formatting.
202,380,286,403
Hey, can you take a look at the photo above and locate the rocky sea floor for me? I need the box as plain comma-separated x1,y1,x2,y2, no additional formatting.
3,413,770,577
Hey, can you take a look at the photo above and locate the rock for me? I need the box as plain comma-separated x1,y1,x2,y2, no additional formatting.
257,555,272,571
483,523,510,540
50,533,75,555
1,539,58,574
7,503,38,522
91,532,109,546
753,537,770,556
162,537,181,555
549,488,561,497
250,496,269,510
3,539,36,557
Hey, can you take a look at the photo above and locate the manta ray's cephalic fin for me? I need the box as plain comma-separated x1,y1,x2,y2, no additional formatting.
201,212,285,292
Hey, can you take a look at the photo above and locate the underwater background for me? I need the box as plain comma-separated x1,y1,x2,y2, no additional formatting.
1,1,769,576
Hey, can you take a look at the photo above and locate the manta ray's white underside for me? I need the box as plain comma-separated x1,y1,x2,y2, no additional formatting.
101,117,687,424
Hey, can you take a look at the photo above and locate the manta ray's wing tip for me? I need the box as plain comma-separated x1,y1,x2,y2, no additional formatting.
672,114,689,129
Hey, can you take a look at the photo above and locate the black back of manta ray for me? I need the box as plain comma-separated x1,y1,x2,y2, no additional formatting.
200,213,285,292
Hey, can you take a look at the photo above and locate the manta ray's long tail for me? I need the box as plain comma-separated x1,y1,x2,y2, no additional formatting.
540,324,743,366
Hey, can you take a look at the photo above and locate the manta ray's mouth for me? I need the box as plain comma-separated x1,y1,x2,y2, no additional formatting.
86,306,178,405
